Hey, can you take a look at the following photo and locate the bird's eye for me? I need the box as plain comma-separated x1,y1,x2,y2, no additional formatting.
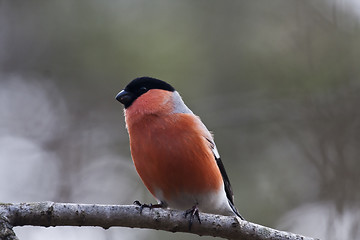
139,87,147,94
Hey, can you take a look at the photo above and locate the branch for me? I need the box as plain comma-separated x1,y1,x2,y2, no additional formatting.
0,210,18,240
0,202,317,240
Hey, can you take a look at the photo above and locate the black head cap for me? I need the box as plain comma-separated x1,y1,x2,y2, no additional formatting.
115,77,175,108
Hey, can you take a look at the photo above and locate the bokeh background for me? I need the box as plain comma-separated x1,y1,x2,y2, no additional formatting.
1,1,360,239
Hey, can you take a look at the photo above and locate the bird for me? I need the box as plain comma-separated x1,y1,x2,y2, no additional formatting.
115,76,244,227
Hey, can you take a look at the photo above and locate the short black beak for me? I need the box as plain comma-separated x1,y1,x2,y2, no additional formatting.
115,90,134,108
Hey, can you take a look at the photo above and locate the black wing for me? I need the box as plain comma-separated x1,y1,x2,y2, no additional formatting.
206,138,245,220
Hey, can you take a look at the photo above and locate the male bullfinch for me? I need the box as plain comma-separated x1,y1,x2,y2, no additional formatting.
116,77,244,226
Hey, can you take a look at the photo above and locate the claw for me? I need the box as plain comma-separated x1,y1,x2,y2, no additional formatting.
133,200,164,214
184,204,201,230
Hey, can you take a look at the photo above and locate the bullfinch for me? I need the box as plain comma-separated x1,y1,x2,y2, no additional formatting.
116,77,244,226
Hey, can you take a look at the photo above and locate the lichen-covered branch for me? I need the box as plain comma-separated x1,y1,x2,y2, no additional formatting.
0,202,317,240
0,210,19,240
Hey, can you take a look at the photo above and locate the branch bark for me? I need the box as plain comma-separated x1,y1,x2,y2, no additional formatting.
0,202,317,240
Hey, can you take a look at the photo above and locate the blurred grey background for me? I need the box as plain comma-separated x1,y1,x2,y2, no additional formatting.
1,1,360,239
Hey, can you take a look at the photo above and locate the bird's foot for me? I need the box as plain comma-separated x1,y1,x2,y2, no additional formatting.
184,204,201,230
133,200,165,214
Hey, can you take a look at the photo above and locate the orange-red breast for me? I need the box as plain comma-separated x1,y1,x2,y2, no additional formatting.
116,77,244,222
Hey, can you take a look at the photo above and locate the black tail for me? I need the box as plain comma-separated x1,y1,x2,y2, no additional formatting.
215,156,245,220
228,199,245,220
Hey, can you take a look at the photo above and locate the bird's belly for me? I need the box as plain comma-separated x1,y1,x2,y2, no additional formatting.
132,146,222,201
128,114,226,213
